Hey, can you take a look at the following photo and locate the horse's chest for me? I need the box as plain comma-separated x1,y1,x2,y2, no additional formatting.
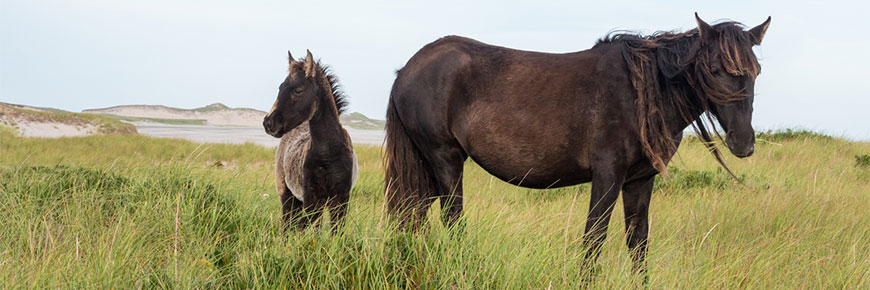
279,133,311,202
277,126,358,203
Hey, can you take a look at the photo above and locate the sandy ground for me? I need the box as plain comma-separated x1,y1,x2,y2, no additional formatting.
12,122,98,137
132,123,385,147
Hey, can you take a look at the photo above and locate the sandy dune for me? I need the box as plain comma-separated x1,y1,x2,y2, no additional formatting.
84,103,266,127
3,102,385,145
15,122,98,137
1,103,109,137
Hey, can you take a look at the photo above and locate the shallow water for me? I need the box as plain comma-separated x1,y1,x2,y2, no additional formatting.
133,123,385,147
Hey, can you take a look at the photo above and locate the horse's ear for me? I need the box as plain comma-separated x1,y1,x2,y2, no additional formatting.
288,50,295,64
304,49,317,78
695,12,716,42
749,16,771,45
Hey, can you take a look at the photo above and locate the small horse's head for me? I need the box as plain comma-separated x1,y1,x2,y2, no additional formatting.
693,14,770,158
264,50,326,137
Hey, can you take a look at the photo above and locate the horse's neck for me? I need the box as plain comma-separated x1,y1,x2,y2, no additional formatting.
307,100,346,146
660,88,706,137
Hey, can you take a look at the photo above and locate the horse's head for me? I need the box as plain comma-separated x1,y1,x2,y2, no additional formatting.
264,50,326,137
692,13,770,158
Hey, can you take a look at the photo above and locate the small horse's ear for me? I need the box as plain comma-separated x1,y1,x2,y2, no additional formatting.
749,16,771,45
695,12,715,42
304,49,316,78
288,50,295,64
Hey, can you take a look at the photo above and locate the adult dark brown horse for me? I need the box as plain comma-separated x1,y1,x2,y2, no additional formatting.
264,50,358,231
384,14,770,276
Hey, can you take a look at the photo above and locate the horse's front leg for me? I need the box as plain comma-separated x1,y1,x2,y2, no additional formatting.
279,186,304,232
299,196,326,230
622,175,654,282
326,189,350,232
582,167,626,277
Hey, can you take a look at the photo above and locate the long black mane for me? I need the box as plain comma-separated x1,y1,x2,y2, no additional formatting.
596,21,761,176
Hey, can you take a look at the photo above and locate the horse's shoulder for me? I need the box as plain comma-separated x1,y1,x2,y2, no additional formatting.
340,127,353,149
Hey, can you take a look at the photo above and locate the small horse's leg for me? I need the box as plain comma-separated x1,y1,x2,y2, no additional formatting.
297,183,324,230
279,187,304,232
298,199,325,230
326,193,350,232
582,169,625,277
622,175,654,282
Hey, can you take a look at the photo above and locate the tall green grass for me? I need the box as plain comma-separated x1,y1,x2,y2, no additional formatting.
0,130,867,288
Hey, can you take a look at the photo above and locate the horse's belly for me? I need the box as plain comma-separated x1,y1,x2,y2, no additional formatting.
454,100,595,188
465,140,592,189
474,157,592,188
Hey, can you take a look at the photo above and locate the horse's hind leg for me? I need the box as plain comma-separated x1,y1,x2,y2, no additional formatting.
427,145,467,230
622,175,653,281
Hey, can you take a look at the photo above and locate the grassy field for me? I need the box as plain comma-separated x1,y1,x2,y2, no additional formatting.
0,129,867,288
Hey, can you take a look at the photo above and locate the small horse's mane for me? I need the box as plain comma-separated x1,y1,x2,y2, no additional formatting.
599,21,760,176
291,57,349,115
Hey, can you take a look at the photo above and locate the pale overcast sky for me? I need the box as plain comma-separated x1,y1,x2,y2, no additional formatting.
1,0,868,140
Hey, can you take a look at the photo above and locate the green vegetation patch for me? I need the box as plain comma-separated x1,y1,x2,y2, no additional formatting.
340,112,385,130
655,167,743,192
856,154,870,168
193,103,231,112
756,128,833,142
0,124,17,137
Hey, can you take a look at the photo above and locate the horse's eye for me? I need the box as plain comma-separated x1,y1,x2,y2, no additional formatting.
293,88,304,94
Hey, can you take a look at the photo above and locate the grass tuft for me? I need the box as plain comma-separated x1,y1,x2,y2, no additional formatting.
856,154,870,168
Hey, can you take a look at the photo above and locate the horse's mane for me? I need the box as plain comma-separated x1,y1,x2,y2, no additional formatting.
292,57,349,115
597,21,760,176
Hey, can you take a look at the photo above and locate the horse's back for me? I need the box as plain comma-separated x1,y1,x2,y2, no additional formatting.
390,36,635,188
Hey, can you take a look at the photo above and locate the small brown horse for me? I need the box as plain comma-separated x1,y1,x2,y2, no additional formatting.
384,14,770,276
264,50,358,230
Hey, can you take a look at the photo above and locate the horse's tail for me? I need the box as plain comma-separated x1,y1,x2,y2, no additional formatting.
384,93,434,226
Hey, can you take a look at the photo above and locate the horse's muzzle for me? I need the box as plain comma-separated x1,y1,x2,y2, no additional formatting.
727,143,755,158
263,117,272,131
263,116,280,137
